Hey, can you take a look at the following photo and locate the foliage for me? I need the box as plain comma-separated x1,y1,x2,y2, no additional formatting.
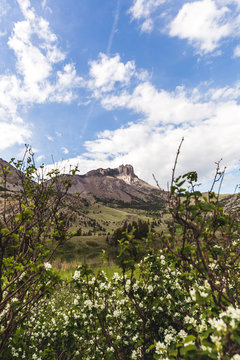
1,147,240,359
110,219,150,245
0,147,76,351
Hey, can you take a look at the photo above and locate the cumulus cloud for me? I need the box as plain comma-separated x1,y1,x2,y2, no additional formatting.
128,0,167,33
59,89,240,192
0,0,83,150
88,53,136,95
55,53,240,193
169,0,231,54
128,0,240,56
0,122,31,151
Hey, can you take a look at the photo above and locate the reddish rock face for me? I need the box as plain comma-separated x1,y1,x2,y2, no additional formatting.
0,160,166,210
86,165,136,179
118,165,135,177
53,164,165,210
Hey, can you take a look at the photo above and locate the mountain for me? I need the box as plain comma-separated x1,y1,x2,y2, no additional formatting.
57,164,166,210
0,160,165,210
0,158,23,192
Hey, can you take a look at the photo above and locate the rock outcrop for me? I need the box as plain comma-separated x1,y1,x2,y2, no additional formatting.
57,164,165,209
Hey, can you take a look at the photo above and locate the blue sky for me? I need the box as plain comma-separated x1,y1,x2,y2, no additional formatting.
1,0,240,192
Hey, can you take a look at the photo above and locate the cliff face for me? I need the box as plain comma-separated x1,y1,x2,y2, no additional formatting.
58,164,165,209
0,160,165,210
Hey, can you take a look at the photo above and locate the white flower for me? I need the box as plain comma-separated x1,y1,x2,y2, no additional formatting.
125,279,131,292
11,297,18,303
131,350,137,359
165,333,174,345
209,318,227,333
200,291,208,298
210,334,222,351
148,285,154,292
113,272,120,281
155,341,166,355
19,272,26,281
189,288,196,301
232,355,240,360
178,330,187,339
43,262,52,271
72,270,81,280
84,299,93,310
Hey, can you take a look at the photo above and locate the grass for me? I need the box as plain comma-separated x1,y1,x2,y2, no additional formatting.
55,262,122,281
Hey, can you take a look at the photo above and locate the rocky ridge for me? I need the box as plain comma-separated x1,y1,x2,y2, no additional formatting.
58,164,164,209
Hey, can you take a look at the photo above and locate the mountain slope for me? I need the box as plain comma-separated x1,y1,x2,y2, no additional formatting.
0,160,165,210
58,164,166,210
0,158,23,191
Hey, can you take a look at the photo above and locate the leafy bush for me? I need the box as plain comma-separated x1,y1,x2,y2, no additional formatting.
1,148,240,359
0,148,77,351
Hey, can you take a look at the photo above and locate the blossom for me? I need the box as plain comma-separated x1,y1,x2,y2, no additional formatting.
84,299,93,310
72,270,81,280
155,341,166,355
43,262,52,271
232,355,240,360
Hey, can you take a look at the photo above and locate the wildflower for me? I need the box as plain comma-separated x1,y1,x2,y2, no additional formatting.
148,285,154,292
131,350,137,359
43,262,52,271
209,318,227,333
178,330,187,339
155,341,166,355
84,299,93,310
232,355,240,360
72,270,81,280
211,334,222,352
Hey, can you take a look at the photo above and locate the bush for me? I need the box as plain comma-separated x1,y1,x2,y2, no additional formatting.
0,148,76,351
1,148,240,359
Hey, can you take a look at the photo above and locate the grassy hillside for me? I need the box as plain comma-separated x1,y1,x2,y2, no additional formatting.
53,201,165,269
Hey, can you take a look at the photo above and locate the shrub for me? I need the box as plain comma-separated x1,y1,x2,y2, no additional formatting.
2,146,240,359
0,147,76,351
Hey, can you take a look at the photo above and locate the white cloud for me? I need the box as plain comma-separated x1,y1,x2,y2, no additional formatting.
0,0,83,150
54,53,240,193
169,0,231,54
52,82,240,192
88,53,136,95
46,135,54,141
0,122,31,150
128,0,167,33
128,0,240,55
101,82,216,126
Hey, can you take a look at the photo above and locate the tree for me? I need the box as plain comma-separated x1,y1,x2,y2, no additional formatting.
164,140,240,310
0,147,76,350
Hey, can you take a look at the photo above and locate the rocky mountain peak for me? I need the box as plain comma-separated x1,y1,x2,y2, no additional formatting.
85,164,136,180
118,164,135,177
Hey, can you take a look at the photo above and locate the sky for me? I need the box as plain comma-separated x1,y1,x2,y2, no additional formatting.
0,0,240,193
